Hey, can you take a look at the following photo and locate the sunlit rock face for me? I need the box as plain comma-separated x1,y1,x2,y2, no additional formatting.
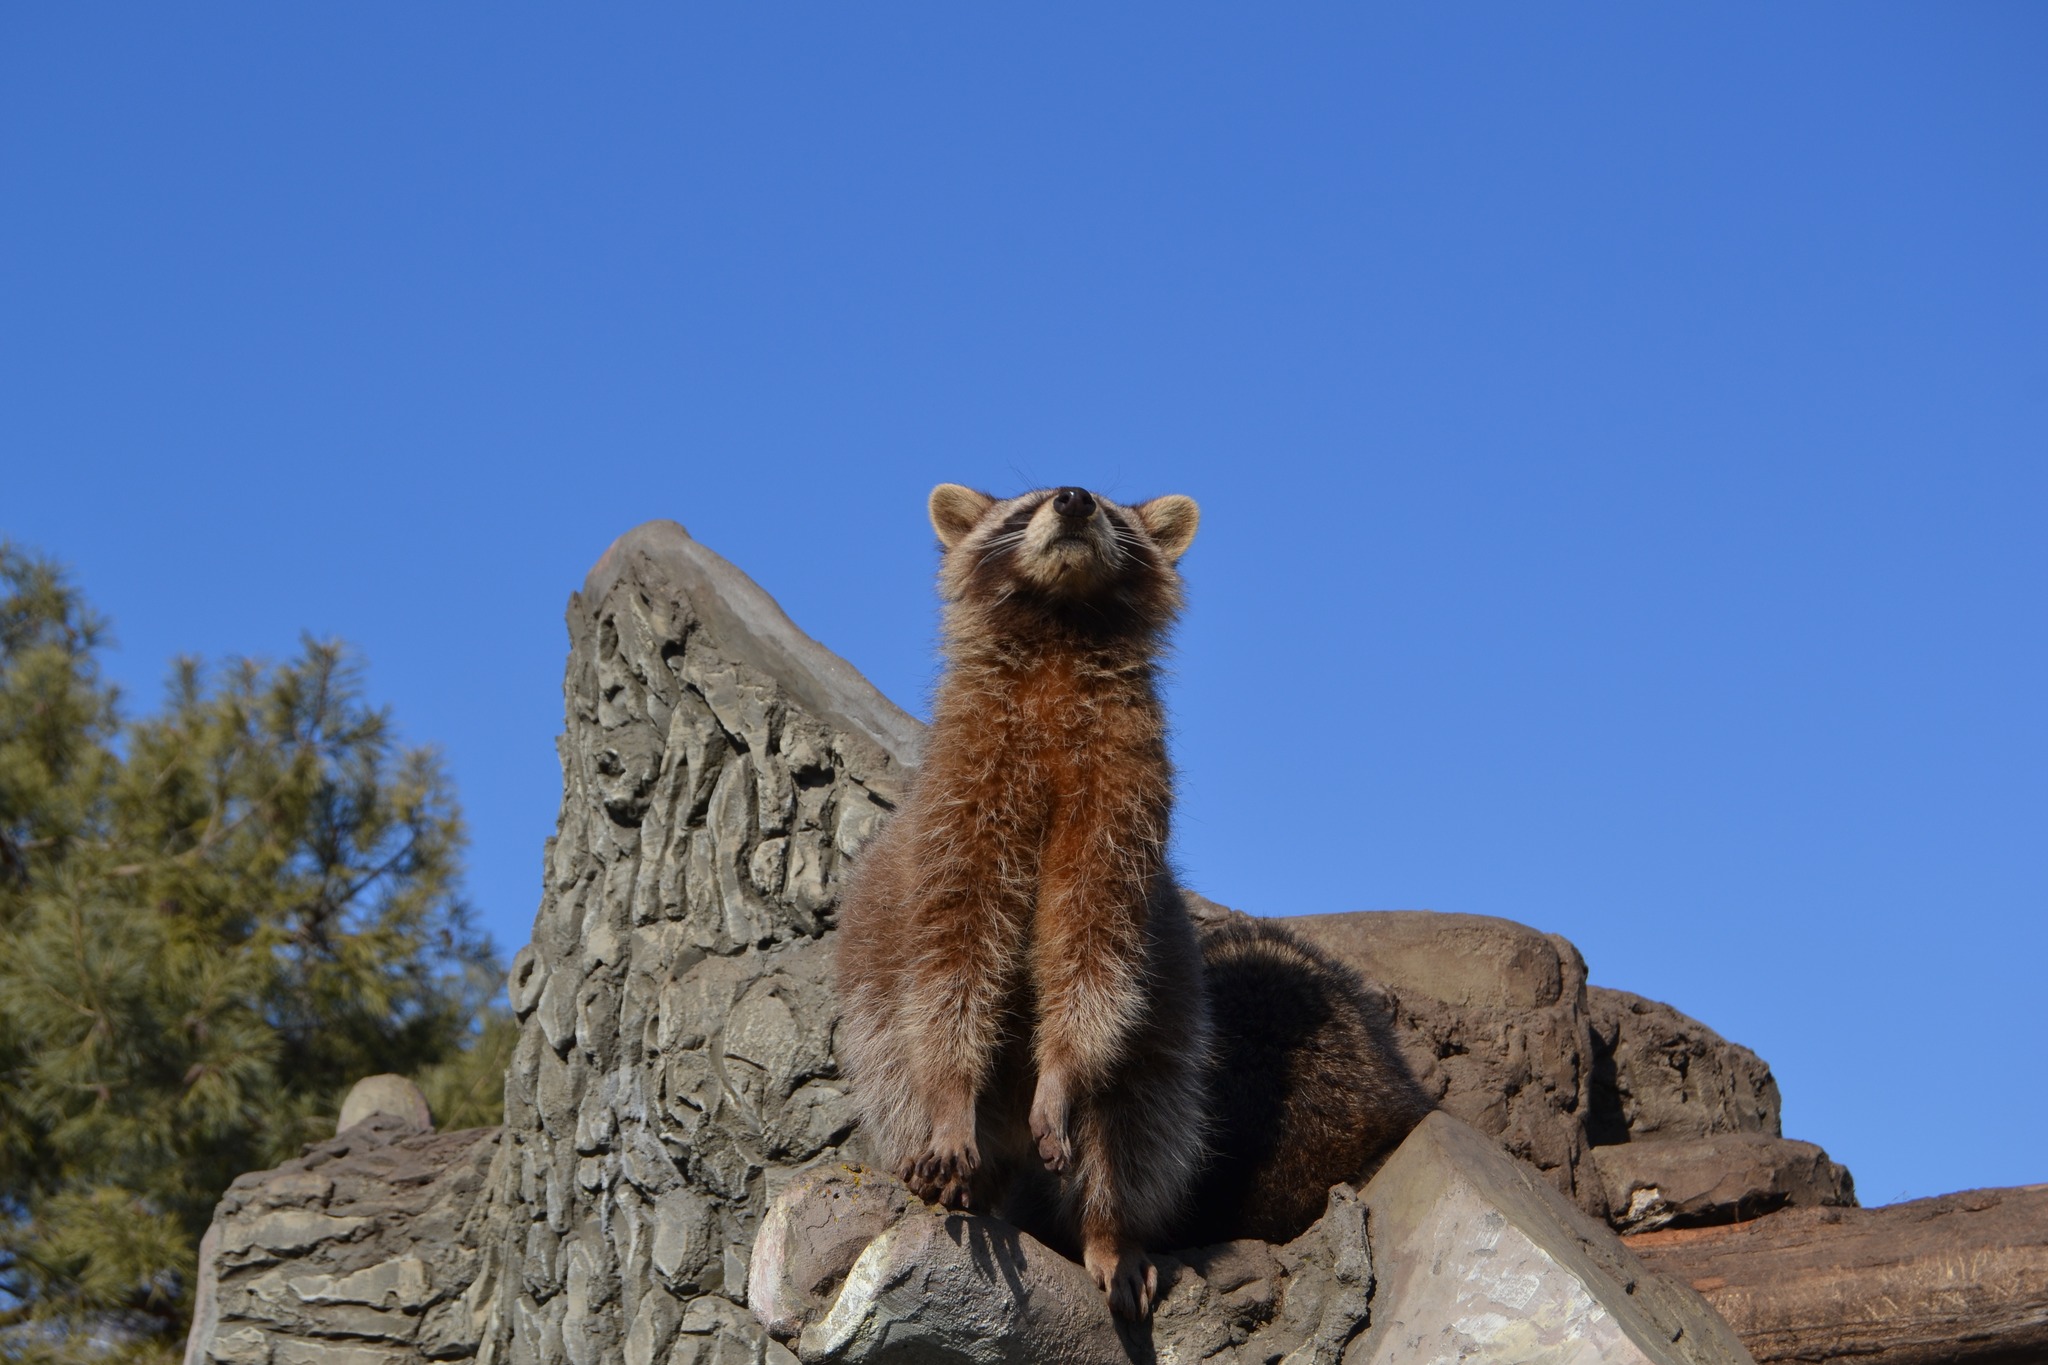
471,521,918,1365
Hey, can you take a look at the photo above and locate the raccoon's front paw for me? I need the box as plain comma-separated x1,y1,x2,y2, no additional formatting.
899,1113,980,1210
1029,1071,1074,1173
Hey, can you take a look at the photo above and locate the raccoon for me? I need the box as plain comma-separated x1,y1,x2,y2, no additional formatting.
836,483,1207,1318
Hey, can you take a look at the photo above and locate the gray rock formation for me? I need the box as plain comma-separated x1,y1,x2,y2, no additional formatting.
185,1117,498,1365
1593,1134,1854,1235
184,519,1884,1365
1351,1113,1751,1365
1586,990,1781,1146
749,1163,1376,1364
468,521,919,1365
751,1112,1751,1365
747,1168,914,1344
1279,916,1823,1228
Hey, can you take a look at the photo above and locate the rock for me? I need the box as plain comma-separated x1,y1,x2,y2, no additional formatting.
1286,910,1577,1013
753,1165,1379,1365
340,1076,436,1136
452,522,920,1365
1594,1134,1855,1234
755,1117,1755,1365
794,1198,1129,1364
1288,911,1613,1219
1352,1111,1754,1365
220,1210,376,1257
1627,1184,2048,1365
746,1166,911,1340
185,1225,223,1365
1280,918,1837,1235
1153,1185,1378,1365
1586,990,1780,1146
190,1117,496,1365
184,519,1887,1365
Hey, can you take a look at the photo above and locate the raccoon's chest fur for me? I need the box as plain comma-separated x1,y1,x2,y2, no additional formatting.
952,643,1152,747
928,648,1168,869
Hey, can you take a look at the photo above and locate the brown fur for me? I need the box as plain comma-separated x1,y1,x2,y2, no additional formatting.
1175,917,1433,1246
836,484,1209,1318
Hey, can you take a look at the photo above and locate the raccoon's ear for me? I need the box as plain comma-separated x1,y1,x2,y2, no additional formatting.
1137,495,1200,562
928,484,995,548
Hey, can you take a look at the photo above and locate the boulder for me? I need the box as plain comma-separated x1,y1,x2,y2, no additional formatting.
746,1167,912,1341
1283,920,1822,1231
339,1075,436,1136
1593,1134,1854,1235
1586,990,1781,1146
790,1192,1133,1364
1286,910,1577,1014
748,1159,1378,1365
1627,1184,2048,1364
749,1114,1755,1365
1351,1112,1752,1365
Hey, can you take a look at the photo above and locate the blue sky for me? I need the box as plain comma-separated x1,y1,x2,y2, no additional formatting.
4,7,2042,1207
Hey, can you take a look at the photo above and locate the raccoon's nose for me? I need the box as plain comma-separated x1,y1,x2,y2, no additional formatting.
1053,487,1097,520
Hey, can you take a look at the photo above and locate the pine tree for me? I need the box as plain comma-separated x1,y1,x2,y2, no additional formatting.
0,545,508,1362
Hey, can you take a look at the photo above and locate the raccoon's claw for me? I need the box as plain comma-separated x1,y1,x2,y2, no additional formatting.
1085,1239,1157,1320
1029,1073,1073,1173
902,1122,980,1209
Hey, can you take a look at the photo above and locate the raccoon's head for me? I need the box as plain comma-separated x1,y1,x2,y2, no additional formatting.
927,483,1200,633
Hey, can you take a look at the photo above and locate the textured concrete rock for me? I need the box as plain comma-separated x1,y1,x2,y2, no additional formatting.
458,521,920,1365
1152,1194,1377,1365
1627,1184,2048,1365
340,1076,436,1136
754,1119,1759,1365
188,1117,497,1365
1351,1112,1754,1365
746,1166,912,1340
191,521,911,1365
753,1165,1377,1365
794,1199,1129,1364
1594,1134,1854,1235
1586,990,1780,1146
186,519,1849,1365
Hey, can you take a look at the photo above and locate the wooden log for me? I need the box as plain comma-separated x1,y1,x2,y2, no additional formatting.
1625,1183,2048,1365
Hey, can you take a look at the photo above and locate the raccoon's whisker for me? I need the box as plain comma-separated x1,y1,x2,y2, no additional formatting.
970,530,1029,573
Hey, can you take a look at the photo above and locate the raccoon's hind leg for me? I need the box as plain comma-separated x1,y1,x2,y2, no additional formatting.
1057,911,1211,1319
1061,1044,1207,1319
1086,1235,1158,1322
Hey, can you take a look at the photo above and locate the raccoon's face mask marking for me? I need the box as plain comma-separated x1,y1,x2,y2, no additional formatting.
929,484,1200,613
